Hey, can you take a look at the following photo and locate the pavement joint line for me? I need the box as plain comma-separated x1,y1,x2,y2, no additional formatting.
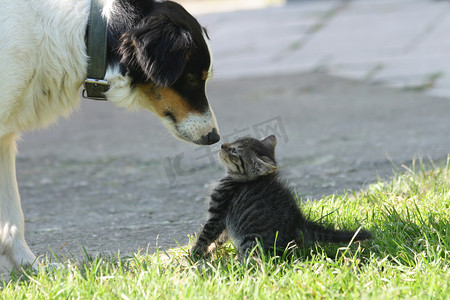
364,63,385,82
280,0,353,55
402,2,450,54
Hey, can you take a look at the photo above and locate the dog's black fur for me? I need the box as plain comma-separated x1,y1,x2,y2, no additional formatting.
108,0,212,114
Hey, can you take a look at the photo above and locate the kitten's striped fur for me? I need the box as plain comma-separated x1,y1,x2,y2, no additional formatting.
191,135,371,257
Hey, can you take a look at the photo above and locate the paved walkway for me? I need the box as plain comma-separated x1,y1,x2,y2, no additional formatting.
193,0,450,98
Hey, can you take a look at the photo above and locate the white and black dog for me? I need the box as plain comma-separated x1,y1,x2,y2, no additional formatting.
0,0,219,274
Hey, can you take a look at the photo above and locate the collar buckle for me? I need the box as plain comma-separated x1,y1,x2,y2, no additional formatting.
83,79,109,100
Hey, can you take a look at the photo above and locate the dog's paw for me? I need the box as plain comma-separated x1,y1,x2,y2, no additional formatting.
0,254,16,280
0,252,37,281
0,235,37,279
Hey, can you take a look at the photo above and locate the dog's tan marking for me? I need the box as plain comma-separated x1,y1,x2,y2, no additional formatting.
137,84,199,123
201,70,209,81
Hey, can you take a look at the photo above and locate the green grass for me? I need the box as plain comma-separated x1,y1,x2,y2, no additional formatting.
2,159,449,299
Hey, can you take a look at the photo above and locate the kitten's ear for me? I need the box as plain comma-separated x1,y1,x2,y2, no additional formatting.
254,156,278,175
261,135,277,150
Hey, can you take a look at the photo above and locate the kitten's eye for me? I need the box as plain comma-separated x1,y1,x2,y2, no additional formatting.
230,148,238,155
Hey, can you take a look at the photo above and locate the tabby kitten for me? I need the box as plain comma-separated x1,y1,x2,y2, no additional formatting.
191,135,371,257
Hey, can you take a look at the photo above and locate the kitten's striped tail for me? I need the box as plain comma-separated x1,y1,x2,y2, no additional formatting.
299,220,371,244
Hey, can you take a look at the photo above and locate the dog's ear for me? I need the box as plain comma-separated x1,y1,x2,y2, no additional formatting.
119,16,194,86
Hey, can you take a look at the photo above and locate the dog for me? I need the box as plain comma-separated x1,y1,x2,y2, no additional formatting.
0,0,219,274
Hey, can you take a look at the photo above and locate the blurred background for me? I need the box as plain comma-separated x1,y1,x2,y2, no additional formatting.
19,0,450,259
178,0,285,14
180,0,450,95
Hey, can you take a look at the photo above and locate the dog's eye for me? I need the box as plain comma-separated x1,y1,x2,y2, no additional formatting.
164,111,177,123
187,73,200,83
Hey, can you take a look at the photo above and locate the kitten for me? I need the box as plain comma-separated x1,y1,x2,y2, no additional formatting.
191,135,371,257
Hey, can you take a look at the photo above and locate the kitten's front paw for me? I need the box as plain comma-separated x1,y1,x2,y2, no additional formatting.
190,244,207,258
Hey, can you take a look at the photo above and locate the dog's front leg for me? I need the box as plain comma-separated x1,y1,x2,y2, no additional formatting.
0,133,36,276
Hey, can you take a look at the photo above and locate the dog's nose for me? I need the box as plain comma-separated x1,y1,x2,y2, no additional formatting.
197,128,220,145
206,128,220,144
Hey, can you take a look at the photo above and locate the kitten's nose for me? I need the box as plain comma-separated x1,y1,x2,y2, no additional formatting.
221,143,230,150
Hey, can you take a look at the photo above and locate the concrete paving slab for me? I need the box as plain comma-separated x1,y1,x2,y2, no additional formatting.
194,0,450,98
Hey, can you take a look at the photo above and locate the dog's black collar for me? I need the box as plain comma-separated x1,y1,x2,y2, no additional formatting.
83,0,109,101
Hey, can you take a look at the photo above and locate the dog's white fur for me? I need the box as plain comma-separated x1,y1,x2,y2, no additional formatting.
0,0,217,275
